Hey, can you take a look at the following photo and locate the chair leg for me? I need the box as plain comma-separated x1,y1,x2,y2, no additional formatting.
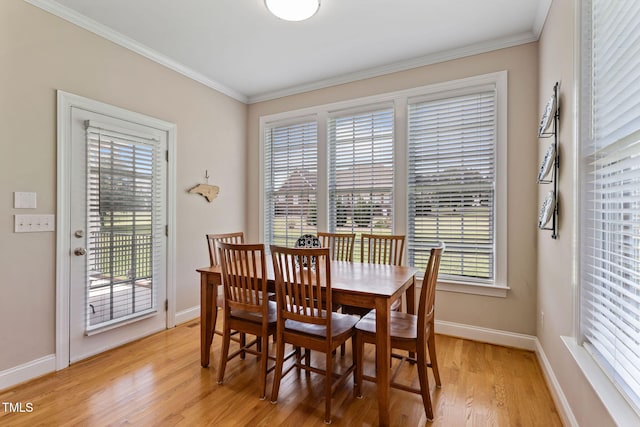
355,333,364,398
270,330,286,403
240,333,246,359
305,348,311,376
217,323,231,384
211,306,219,340
324,350,333,424
428,330,441,387
417,344,434,421
259,334,269,400
295,346,302,374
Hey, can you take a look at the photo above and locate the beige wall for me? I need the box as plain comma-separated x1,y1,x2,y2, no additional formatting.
537,0,614,425
247,44,540,335
0,0,247,371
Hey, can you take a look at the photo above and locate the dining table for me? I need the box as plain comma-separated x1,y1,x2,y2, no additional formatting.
197,259,417,427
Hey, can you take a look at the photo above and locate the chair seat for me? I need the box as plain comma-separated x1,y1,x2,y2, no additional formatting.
285,311,359,338
231,300,278,323
355,310,418,340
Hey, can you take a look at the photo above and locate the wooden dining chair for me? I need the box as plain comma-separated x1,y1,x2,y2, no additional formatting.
216,242,276,399
318,232,355,262
354,242,445,421
317,231,356,356
270,245,359,424
342,233,407,320
206,231,245,339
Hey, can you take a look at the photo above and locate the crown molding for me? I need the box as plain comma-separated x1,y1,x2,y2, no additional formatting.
533,0,554,38
25,0,548,106
247,31,538,103
24,0,248,103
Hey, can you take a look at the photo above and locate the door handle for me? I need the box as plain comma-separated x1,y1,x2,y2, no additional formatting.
74,247,87,256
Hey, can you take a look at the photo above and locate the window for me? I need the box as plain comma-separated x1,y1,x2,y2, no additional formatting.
261,72,506,295
580,0,640,410
408,87,496,284
328,106,394,260
264,119,318,248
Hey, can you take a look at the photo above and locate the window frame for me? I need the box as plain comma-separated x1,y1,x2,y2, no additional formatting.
259,71,508,297
573,0,640,421
261,115,320,249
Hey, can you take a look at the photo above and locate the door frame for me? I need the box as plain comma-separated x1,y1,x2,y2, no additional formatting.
56,90,177,370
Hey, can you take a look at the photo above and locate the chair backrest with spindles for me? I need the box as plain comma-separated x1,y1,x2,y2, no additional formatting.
318,232,355,262
271,245,332,330
206,231,245,267
360,233,405,266
218,242,268,317
417,242,445,345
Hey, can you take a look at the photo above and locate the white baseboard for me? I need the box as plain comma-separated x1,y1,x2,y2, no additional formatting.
0,354,56,391
175,305,200,325
435,319,537,350
535,338,579,427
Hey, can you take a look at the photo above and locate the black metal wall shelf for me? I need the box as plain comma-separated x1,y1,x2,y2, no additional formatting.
537,82,559,239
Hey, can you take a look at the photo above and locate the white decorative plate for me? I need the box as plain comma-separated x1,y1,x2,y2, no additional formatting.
538,191,555,229
537,143,555,183
294,234,320,268
538,93,556,137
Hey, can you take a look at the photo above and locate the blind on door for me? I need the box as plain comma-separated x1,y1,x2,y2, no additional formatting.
328,107,394,261
581,0,640,409
407,88,496,282
264,120,318,248
85,120,165,331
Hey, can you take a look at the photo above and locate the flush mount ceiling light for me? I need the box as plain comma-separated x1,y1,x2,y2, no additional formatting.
265,0,320,22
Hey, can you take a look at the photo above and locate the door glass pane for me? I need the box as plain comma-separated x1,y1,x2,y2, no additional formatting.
86,126,159,330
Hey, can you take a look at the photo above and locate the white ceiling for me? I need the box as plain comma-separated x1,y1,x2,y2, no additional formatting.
28,0,551,103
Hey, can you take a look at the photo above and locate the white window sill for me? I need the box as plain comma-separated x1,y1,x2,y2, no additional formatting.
415,276,509,297
562,336,640,426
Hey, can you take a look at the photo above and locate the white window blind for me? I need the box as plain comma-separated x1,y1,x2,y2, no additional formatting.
264,120,318,248
581,0,640,409
328,107,394,260
85,121,165,331
407,88,496,282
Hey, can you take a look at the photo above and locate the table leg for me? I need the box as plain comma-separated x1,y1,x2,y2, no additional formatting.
406,275,416,315
375,297,391,427
200,272,215,367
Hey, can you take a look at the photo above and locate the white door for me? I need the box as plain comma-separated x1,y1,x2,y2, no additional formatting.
67,105,168,363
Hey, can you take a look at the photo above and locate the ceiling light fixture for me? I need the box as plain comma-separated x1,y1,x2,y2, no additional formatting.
265,0,320,22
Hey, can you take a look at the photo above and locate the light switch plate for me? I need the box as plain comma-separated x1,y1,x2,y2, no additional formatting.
14,214,55,232
14,192,37,209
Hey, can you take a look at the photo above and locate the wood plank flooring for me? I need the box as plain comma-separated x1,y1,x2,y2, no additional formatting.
0,317,562,426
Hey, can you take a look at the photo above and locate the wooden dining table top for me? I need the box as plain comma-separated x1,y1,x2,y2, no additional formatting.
197,260,417,299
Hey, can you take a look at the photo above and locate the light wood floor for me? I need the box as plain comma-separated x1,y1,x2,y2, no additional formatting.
0,317,562,426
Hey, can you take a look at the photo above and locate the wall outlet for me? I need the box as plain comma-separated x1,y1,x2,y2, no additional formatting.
540,311,545,331
14,214,55,232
